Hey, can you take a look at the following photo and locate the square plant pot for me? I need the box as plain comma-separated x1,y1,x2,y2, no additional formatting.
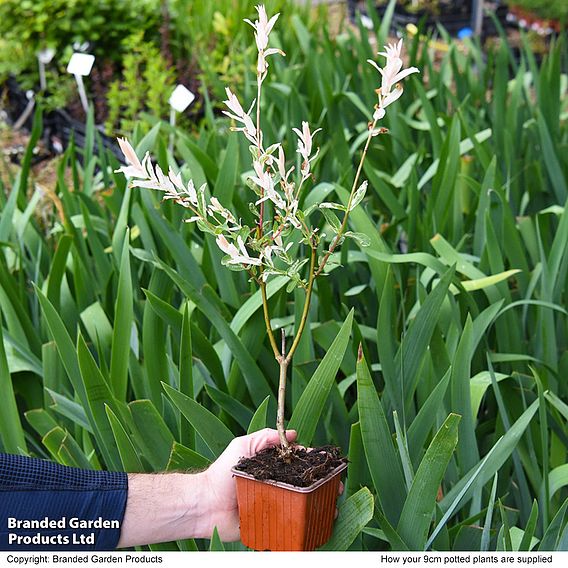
232,461,348,551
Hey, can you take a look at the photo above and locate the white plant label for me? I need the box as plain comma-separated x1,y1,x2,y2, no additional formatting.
37,49,55,91
38,48,55,64
169,84,195,113
67,53,95,77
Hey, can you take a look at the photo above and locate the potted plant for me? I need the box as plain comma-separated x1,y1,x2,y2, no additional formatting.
116,4,419,551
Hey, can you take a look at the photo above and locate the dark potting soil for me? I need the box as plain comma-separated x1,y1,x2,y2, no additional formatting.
234,445,347,488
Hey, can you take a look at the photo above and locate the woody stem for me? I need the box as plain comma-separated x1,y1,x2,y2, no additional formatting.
276,330,289,449
261,246,317,450
261,281,280,360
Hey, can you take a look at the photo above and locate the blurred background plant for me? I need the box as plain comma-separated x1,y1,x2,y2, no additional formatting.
104,33,176,135
0,0,316,134
508,0,568,23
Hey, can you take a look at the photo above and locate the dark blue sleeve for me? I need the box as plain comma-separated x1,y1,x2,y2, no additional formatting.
0,453,128,551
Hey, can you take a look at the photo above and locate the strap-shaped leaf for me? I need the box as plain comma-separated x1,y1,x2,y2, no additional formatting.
179,303,195,447
105,405,144,472
163,383,233,458
0,317,27,453
397,413,461,550
35,285,86,406
407,368,451,462
356,349,406,526
110,229,133,400
539,497,568,551
154,257,272,405
519,500,539,551
398,265,455,408
76,332,123,471
247,396,270,434
319,487,374,551
42,426,92,469
166,442,210,471
209,528,225,551
440,401,539,515
288,309,354,444
205,385,252,431
128,399,175,471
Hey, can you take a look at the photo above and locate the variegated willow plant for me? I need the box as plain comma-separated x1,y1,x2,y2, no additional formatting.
117,4,419,453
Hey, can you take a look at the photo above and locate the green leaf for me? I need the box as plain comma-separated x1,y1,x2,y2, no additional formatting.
205,384,253,431
399,265,455,408
397,413,461,550
209,528,225,551
321,207,342,233
46,234,73,311
357,349,406,526
45,388,91,433
35,285,86,407
163,383,233,458
450,316,479,473
458,270,522,293
155,258,272,405
129,400,175,471
105,405,144,472
230,276,288,336
519,501,539,551
25,409,59,438
426,442,501,549
319,488,374,551
0,316,27,453
374,507,410,551
135,122,161,157
110,229,133,400
166,442,210,471
80,302,113,363
76,332,122,470
418,128,492,190
537,111,567,202
481,473,499,552
349,181,368,211
440,401,539,515
539,497,568,551
407,368,451,462
42,426,92,469
345,231,371,247
179,304,195,447
288,309,354,444
469,371,509,420
247,396,270,434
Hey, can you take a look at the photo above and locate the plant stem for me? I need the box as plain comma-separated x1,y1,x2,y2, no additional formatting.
285,246,316,363
276,330,289,449
256,70,265,238
314,119,377,278
260,280,280,360
260,246,317,450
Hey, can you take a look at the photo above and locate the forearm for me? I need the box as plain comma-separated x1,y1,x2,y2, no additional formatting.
117,471,212,548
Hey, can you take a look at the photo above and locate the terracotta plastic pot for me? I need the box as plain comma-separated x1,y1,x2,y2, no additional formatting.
232,461,348,551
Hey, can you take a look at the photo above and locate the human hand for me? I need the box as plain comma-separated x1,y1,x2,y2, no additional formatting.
200,428,297,542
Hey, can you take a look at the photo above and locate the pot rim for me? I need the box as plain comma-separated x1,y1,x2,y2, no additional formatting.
231,461,348,493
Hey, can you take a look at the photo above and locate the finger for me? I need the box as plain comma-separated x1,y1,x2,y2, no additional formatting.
338,481,344,495
248,428,297,454
285,429,298,443
334,507,339,519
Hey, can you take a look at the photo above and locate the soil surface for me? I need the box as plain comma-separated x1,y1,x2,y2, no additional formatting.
234,445,347,488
